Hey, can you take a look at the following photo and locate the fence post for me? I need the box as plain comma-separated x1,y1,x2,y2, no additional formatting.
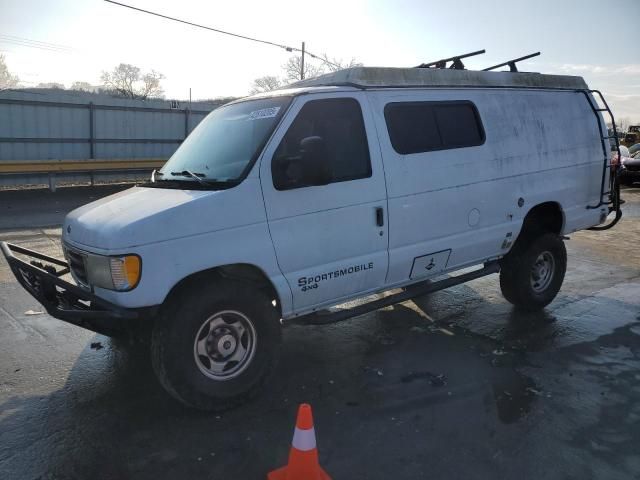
89,102,95,186
184,107,190,139
48,173,57,192
89,102,95,159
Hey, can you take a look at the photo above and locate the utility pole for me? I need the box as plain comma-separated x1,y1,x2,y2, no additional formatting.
300,41,305,80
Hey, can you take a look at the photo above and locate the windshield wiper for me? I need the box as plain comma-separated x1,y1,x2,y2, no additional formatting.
145,170,239,189
169,170,213,186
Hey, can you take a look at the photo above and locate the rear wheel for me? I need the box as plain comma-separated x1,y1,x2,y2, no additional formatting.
151,279,281,410
499,233,567,311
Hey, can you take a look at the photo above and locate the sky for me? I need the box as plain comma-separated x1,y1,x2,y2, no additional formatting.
1,0,639,122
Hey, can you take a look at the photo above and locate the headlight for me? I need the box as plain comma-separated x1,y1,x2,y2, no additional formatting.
85,254,141,291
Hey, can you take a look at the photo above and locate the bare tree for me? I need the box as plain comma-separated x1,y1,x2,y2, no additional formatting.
284,54,362,79
37,82,65,89
140,70,165,99
0,54,19,90
250,54,362,95
250,76,283,94
101,63,165,99
283,55,325,82
101,63,139,98
319,54,363,73
70,81,96,92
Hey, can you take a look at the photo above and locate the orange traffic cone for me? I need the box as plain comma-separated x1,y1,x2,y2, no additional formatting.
268,404,332,480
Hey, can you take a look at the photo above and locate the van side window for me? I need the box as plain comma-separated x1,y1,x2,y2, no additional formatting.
272,98,371,190
384,101,484,155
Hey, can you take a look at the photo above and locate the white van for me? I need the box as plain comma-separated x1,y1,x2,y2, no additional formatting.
2,67,622,410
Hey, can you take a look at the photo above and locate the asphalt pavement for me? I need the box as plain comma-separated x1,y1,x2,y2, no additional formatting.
1,185,639,480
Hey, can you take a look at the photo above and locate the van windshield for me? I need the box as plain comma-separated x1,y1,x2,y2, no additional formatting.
157,96,291,186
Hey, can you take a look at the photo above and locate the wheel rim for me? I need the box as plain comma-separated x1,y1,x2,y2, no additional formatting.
530,251,555,293
193,310,257,381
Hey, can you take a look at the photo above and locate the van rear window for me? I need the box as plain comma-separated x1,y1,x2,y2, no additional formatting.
384,101,484,155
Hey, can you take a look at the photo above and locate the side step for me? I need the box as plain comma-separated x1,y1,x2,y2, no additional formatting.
288,261,501,326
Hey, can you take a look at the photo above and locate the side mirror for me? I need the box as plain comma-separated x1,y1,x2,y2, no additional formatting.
272,136,331,190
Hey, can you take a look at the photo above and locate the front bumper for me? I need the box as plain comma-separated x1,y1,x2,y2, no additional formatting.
1,242,155,336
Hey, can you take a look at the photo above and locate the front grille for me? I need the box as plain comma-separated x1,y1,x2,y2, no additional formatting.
64,245,89,288
626,164,640,172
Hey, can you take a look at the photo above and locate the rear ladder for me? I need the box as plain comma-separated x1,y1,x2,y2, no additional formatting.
578,89,622,230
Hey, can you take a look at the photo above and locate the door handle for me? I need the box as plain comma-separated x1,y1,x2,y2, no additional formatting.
375,207,384,227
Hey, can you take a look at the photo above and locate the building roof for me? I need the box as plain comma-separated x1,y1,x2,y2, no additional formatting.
288,67,589,91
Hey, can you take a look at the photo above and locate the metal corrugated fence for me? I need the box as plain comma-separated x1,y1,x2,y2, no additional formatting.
0,89,225,188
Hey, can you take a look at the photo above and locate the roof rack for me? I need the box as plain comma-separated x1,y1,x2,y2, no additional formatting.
415,49,486,70
482,52,541,72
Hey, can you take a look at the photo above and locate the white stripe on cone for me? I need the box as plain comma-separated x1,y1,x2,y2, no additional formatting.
291,426,316,452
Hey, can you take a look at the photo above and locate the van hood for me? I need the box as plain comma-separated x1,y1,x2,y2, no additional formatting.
62,183,264,251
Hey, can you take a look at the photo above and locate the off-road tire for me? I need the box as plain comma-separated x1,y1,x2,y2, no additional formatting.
499,233,567,311
151,280,281,411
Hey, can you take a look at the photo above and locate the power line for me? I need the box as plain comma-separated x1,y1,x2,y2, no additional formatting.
0,34,76,50
103,0,341,70
0,34,77,54
0,38,69,53
0,34,76,52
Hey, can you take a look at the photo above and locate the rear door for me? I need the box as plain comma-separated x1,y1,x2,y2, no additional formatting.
260,92,388,313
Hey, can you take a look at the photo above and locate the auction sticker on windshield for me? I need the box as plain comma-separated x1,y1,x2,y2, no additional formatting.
248,107,281,120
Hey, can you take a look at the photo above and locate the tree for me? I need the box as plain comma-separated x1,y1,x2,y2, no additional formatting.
282,55,325,82
101,63,165,99
250,75,283,94
249,53,362,94
0,54,19,90
101,63,139,98
319,54,363,73
140,70,164,99
70,81,95,92
37,82,65,89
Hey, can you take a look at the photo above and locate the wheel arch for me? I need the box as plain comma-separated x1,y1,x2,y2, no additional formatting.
163,263,282,316
519,201,565,238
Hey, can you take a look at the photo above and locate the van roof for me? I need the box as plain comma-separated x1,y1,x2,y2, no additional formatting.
286,67,588,91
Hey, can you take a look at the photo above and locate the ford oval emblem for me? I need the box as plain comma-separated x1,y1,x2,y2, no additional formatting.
67,225,71,234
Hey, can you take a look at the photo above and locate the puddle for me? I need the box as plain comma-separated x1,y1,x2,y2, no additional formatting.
492,372,539,424
400,371,447,386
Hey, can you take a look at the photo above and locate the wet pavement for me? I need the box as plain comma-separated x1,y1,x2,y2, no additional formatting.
1,186,639,480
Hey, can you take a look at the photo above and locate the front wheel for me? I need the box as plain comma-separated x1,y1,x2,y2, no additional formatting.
151,279,281,410
499,233,567,311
